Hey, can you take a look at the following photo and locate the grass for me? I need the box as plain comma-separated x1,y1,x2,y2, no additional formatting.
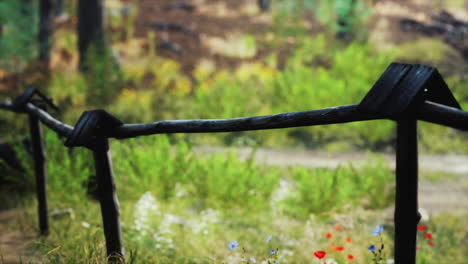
0,1,467,263
0,132,394,262
1,133,466,263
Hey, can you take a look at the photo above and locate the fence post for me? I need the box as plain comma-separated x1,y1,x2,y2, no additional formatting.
28,113,49,236
64,110,124,262
11,87,56,237
394,117,419,263
92,139,124,261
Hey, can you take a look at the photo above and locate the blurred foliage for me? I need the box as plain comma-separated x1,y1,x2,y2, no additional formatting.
189,34,396,150
273,0,371,40
0,0,38,71
283,155,394,218
10,132,393,215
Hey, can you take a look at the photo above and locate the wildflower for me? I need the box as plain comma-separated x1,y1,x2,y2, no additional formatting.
329,242,337,252
346,237,352,243
81,221,90,228
418,225,426,232
250,257,257,263
325,258,338,264
334,225,342,231
335,246,345,251
428,241,434,247
416,246,420,251
228,241,238,250
347,254,354,260
424,232,432,240
266,235,273,243
368,245,376,252
314,251,326,259
270,249,277,255
325,232,332,239
372,225,384,236
419,208,430,222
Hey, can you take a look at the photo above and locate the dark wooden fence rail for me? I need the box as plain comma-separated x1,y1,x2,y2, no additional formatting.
0,62,467,263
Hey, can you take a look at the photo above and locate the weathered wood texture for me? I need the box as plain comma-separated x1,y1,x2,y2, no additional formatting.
29,113,49,236
395,118,419,263
63,110,125,262
1,101,468,138
92,140,124,259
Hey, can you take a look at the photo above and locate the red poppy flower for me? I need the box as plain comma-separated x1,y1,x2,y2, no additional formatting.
428,241,434,247
416,246,421,251
314,251,326,259
335,225,342,231
418,225,426,232
347,254,354,260
336,246,345,252
346,237,352,243
425,232,432,240
325,232,332,239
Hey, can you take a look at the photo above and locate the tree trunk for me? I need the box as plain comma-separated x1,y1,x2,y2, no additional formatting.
38,0,55,64
78,0,106,72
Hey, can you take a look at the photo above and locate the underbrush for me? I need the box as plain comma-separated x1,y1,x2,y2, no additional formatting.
1,132,466,263
35,32,468,153
1,132,400,263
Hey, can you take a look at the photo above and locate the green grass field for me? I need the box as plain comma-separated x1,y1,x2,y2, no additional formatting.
1,134,467,263
1,0,468,263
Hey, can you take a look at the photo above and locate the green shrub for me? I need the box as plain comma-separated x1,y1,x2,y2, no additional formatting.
0,0,38,70
282,154,394,218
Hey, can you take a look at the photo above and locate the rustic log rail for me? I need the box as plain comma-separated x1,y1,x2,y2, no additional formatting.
0,62,467,263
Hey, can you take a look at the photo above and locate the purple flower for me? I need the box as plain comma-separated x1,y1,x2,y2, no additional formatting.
270,249,276,254
372,225,384,236
266,235,273,243
368,245,376,252
250,257,257,263
228,241,238,250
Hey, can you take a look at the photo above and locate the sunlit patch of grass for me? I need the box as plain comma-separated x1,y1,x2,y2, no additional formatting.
395,38,458,65
202,33,257,59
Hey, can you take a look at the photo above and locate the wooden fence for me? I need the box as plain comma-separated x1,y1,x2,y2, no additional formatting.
1,62,467,263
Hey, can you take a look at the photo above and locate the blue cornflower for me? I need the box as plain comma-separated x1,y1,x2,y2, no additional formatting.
228,241,238,251
270,249,276,255
372,225,384,236
266,235,272,243
250,257,257,263
368,245,376,252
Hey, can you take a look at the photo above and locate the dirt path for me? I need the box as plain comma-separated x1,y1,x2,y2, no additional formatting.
0,210,35,264
195,146,468,215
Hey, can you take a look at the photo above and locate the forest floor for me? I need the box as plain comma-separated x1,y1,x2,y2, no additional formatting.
1,149,467,263
0,210,35,264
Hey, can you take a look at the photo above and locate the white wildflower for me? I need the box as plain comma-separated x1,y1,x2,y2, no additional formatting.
419,208,430,222
190,208,220,234
270,179,294,209
175,183,187,198
133,192,160,234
